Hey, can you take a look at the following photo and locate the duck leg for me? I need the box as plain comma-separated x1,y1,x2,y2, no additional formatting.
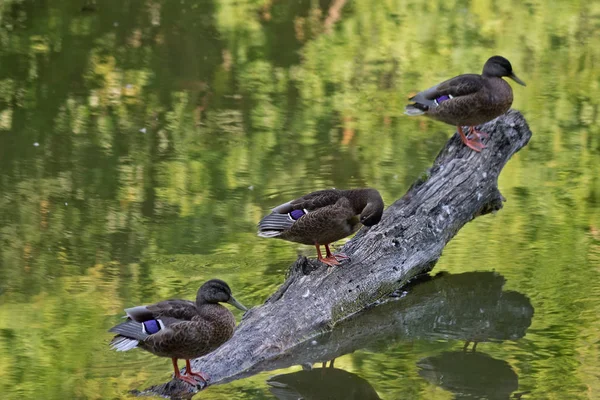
185,359,209,383
463,341,471,352
457,126,484,152
466,126,489,141
172,358,202,387
325,244,349,262
316,244,339,266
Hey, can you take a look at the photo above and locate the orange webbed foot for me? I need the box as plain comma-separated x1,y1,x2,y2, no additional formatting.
457,126,485,152
319,256,341,267
176,373,203,387
467,126,489,140
185,360,209,383
333,253,350,262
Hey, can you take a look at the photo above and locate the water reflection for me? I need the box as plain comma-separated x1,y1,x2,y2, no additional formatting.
248,271,533,371
258,271,532,399
268,367,381,400
139,271,532,398
254,271,532,399
1,0,598,398
418,352,518,400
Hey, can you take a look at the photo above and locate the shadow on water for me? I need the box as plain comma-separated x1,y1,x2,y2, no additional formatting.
138,271,533,399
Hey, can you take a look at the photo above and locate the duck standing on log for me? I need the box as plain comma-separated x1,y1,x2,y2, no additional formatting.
405,55,526,152
108,279,247,387
258,188,384,266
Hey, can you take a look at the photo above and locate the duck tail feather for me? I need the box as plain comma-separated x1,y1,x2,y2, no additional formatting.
404,104,428,116
258,213,294,232
109,320,149,341
272,201,294,214
257,230,283,238
110,336,140,352
124,305,154,322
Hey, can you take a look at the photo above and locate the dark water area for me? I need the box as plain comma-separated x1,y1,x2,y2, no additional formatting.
0,0,599,399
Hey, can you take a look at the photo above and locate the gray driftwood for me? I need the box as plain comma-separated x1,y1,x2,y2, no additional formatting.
137,110,532,398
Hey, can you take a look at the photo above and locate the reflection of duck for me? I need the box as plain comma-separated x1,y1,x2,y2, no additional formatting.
267,368,381,400
405,56,526,152
109,279,247,387
418,351,518,400
258,189,384,266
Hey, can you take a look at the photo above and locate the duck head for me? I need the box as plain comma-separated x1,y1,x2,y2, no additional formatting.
482,56,526,86
197,279,248,311
359,190,384,227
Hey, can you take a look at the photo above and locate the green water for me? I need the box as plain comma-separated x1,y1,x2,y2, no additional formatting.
0,0,599,399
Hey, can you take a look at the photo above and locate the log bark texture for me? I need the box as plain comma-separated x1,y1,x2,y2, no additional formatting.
139,110,532,397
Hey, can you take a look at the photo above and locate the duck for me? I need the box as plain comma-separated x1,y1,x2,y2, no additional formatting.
404,55,526,152
258,188,384,266
109,279,247,387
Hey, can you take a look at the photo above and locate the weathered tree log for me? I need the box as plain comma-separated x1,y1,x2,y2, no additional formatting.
264,271,531,400
137,271,532,398
138,110,532,398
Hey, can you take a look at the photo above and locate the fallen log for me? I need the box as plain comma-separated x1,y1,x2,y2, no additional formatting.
138,110,532,398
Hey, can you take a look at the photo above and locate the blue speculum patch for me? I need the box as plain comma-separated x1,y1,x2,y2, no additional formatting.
142,319,161,334
436,94,452,103
289,209,306,220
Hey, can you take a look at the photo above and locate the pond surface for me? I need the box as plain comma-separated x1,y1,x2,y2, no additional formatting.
0,1,599,399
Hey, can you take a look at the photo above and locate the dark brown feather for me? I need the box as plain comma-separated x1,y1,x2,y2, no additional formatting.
109,280,243,361
259,188,384,246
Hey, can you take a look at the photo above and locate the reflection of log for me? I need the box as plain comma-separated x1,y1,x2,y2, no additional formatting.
141,111,532,397
268,368,381,400
418,352,518,400
224,271,532,373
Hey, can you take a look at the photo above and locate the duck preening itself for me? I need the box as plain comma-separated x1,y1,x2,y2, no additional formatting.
108,279,247,387
258,188,384,266
405,55,526,152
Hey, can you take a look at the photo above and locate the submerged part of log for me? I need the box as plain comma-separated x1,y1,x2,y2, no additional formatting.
139,110,532,398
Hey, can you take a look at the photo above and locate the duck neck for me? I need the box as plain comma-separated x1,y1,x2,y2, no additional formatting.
343,188,382,214
196,302,231,323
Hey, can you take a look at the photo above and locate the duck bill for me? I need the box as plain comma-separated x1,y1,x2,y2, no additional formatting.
509,73,526,86
227,296,248,312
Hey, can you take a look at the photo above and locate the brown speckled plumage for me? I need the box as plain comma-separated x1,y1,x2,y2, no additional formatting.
109,279,247,386
420,75,514,127
139,303,236,359
405,56,525,152
257,189,384,266
258,188,384,246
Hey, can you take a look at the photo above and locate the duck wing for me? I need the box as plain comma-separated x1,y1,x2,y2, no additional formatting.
259,190,348,236
124,299,198,322
272,189,344,214
409,74,484,108
142,318,222,357
146,299,198,320
109,316,183,351
287,197,356,231
260,197,358,243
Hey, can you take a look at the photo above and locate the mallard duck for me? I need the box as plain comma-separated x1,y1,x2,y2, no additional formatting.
109,279,247,387
258,188,384,266
405,55,526,152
